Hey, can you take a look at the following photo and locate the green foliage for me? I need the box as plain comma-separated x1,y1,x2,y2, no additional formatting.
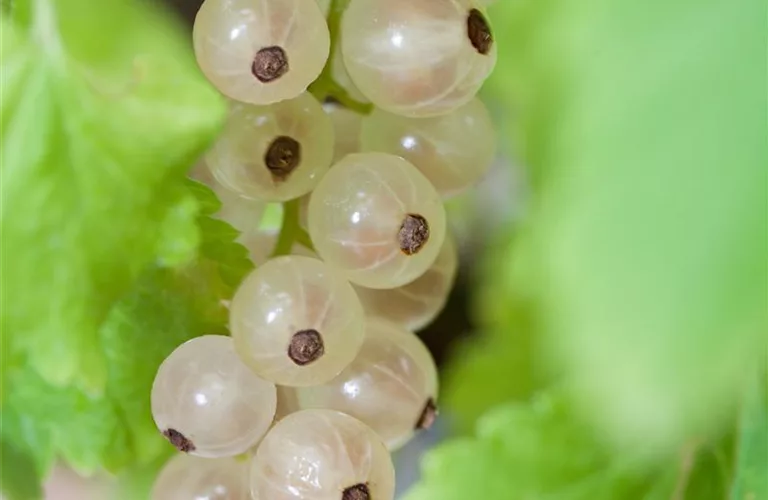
483,0,767,452
406,394,667,500
1,180,252,497
0,439,43,500
0,0,226,393
406,393,738,500
730,369,768,499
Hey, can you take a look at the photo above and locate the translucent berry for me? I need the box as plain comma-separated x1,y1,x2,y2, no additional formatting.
324,101,364,162
251,410,395,500
308,153,446,289
341,0,496,117
295,318,438,449
230,256,365,386
206,93,334,202
193,0,330,105
152,454,251,499
151,335,277,458
354,235,458,331
360,98,496,197
274,385,300,421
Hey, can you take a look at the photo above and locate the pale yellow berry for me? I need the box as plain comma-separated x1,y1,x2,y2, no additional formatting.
324,101,364,162
193,0,330,105
360,98,496,197
230,256,365,386
151,336,277,458
341,0,496,117
354,235,458,331
251,410,395,500
152,454,251,500
308,153,446,289
206,93,334,202
295,318,438,449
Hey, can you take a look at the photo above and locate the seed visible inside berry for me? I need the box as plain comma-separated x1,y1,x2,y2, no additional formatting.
252,46,290,82
416,398,438,430
399,214,430,255
343,483,371,500
264,136,301,180
467,9,493,55
289,329,325,366
163,428,195,453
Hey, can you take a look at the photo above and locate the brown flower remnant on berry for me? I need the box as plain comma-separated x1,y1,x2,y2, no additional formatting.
416,398,438,430
398,214,430,255
264,136,301,180
466,9,493,55
342,483,371,500
252,46,289,82
163,428,195,453
288,329,325,366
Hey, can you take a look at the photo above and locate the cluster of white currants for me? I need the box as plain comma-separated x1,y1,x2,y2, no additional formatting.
151,0,496,498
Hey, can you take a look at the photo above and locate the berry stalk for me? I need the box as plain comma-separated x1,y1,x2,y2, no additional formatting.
308,0,372,114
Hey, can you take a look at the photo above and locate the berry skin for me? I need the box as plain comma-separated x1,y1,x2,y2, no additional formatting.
294,318,439,449
193,0,330,105
341,0,496,117
251,409,395,500
151,335,277,458
308,153,446,289
360,98,496,197
206,93,334,202
324,101,364,163
353,235,458,331
230,256,365,386
151,454,251,500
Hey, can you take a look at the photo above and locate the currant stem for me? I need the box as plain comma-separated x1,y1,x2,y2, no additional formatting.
271,198,314,257
309,0,372,114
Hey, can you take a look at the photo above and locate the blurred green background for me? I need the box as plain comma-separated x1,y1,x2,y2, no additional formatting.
1,0,766,498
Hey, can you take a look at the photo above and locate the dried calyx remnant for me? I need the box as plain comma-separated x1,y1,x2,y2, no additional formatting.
252,45,290,82
264,136,301,180
342,483,371,500
398,214,430,255
288,329,325,365
163,428,195,453
416,398,438,430
466,9,493,55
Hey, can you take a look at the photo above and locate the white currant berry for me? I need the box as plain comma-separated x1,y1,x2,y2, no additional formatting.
230,256,365,386
151,335,277,458
295,318,438,450
354,235,458,331
324,101,363,162
341,0,496,117
308,153,446,289
251,409,395,500
206,93,334,202
193,0,330,105
274,385,300,421
152,454,251,500
360,98,496,197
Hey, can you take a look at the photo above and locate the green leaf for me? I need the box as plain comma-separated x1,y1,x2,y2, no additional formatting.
1,0,226,392
0,439,43,500
730,369,768,499
488,0,768,451
405,395,669,500
1,182,252,483
406,394,736,500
